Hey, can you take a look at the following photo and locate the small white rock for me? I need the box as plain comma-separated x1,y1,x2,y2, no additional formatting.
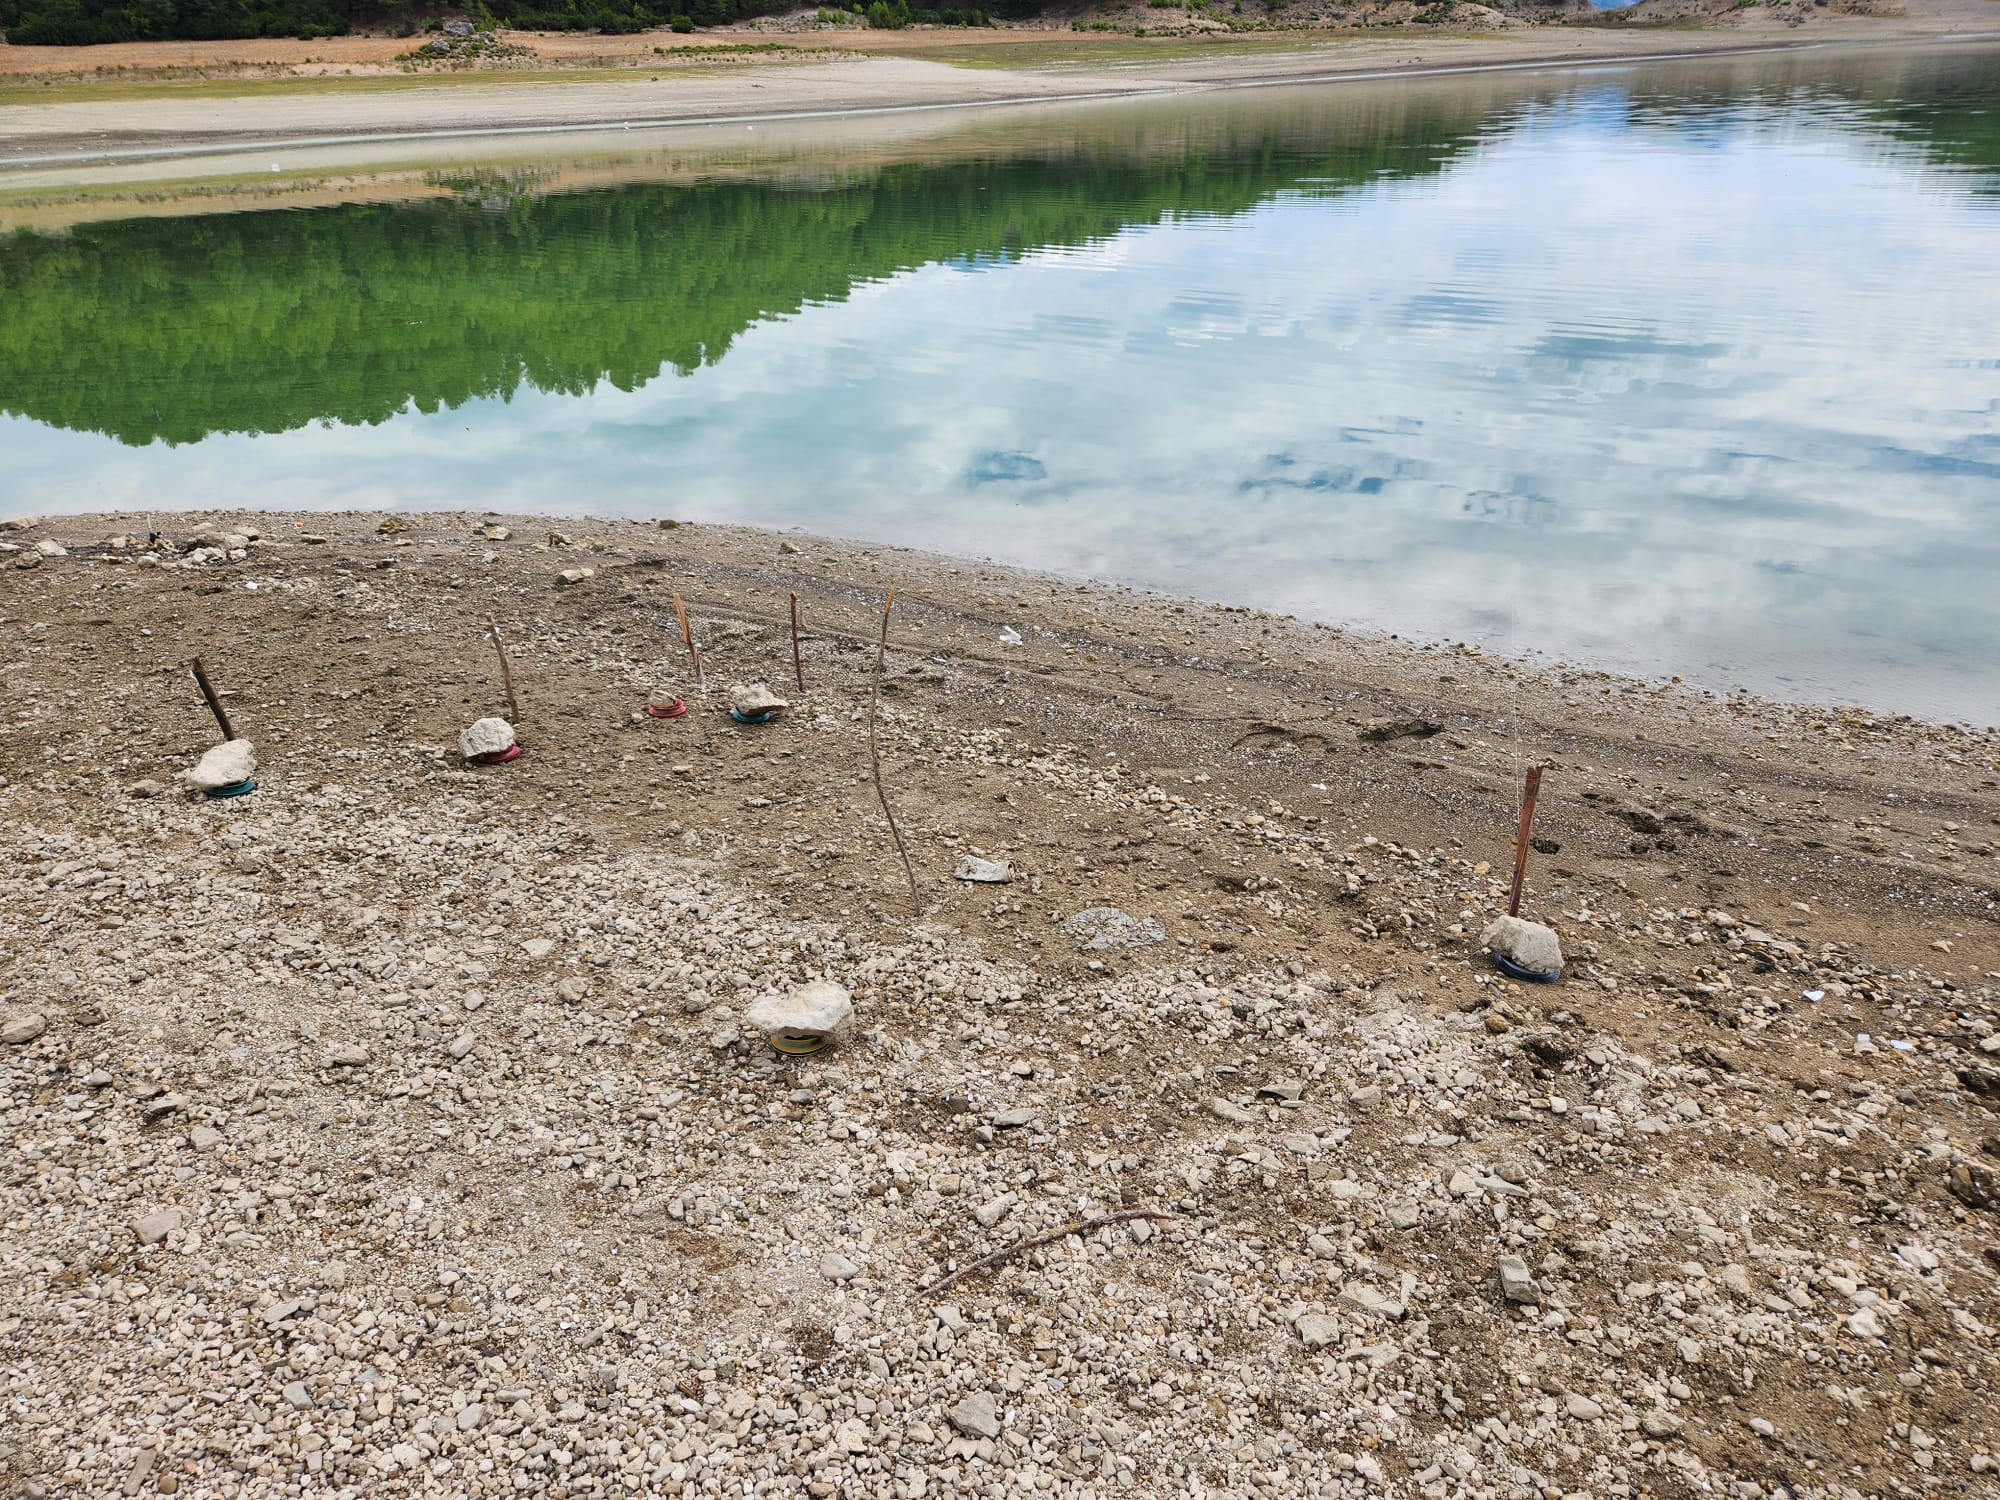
1295,1314,1341,1349
1483,915,1563,974
953,855,1013,883
459,718,516,759
2,1012,48,1046
728,682,788,718
745,981,853,1046
133,1208,182,1245
947,1392,1001,1440
178,738,256,791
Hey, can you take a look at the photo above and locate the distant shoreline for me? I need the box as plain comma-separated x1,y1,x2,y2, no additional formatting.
5,20,1996,178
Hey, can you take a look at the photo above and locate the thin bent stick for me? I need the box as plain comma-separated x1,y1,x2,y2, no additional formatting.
189,658,236,743
485,614,520,725
673,591,704,690
923,1208,1175,1297
789,591,805,693
1506,764,1545,918
870,589,920,915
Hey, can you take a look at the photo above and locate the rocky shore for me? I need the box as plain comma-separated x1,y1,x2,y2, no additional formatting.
2,509,1997,1499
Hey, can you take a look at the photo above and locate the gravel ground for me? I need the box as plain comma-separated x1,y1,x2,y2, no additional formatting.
2,509,1997,1500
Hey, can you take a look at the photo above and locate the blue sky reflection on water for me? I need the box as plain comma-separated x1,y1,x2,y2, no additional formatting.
7,66,2000,724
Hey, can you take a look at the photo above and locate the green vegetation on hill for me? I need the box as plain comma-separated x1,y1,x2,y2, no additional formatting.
0,103,1482,444
0,0,1008,45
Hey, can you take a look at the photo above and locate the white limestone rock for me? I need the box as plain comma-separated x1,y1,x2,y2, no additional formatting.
178,738,256,791
133,1208,183,1245
745,981,853,1045
954,855,1013,883
459,717,516,759
1483,914,1563,975
728,682,788,719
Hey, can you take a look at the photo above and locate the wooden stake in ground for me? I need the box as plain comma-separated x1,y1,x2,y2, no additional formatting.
672,591,704,690
189,658,236,742
870,589,921,915
1506,764,1545,918
922,1209,1175,1297
484,614,520,724
789,591,805,693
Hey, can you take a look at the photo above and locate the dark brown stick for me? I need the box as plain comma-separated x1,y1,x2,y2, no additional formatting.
923,1209,1174,1297
485,614,520,725
869,589,920,914
189,658,235,743
789,591,805,693
673,591,704,690
1507,764,1545,918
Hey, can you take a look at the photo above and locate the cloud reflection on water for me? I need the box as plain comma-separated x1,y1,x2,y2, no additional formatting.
6,63,1998,723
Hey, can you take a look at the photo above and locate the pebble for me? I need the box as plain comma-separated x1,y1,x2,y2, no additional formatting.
948,1392,1001,1440
132,1208,182,1245
1496,1254,1542,1305
2,1012,47,1045
819,1253,862,1281
1296,1314,1341,1349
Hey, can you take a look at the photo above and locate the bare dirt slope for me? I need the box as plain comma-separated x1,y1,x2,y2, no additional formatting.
1,509,1997,1498
5,9,1998,166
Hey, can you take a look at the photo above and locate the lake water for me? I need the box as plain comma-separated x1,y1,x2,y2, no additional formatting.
3,44,1997,724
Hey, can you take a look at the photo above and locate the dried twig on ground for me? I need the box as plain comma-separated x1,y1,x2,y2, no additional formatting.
870,589,920,914
923,1209,1175,1297
485,614,520,724
1507,764,1545,917
789,591,805,693
188,657,236,742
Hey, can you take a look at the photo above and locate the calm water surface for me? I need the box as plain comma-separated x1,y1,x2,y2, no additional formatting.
4,46,1998,722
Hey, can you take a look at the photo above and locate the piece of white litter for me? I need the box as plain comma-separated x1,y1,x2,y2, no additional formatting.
271,163,280,172
245,581,259,590
999,627,1023,646
1804,990,1825,1002
1889,1040,1915,1051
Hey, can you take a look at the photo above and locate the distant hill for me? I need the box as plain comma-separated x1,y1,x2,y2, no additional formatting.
0,0,1609,46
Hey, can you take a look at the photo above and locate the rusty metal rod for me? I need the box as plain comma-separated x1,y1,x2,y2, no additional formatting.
1507,764,1545,918
189,658,236,742
789,591,805,693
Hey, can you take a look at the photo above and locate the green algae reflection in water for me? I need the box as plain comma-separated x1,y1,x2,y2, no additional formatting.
0,91,1488,448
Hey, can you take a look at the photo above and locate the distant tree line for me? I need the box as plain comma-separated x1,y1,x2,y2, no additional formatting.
0,0,1025,44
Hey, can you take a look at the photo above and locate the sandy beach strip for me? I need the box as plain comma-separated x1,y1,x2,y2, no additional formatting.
5,16,1997,173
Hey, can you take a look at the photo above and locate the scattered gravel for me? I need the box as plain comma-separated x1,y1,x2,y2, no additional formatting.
1,509,1996,1498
